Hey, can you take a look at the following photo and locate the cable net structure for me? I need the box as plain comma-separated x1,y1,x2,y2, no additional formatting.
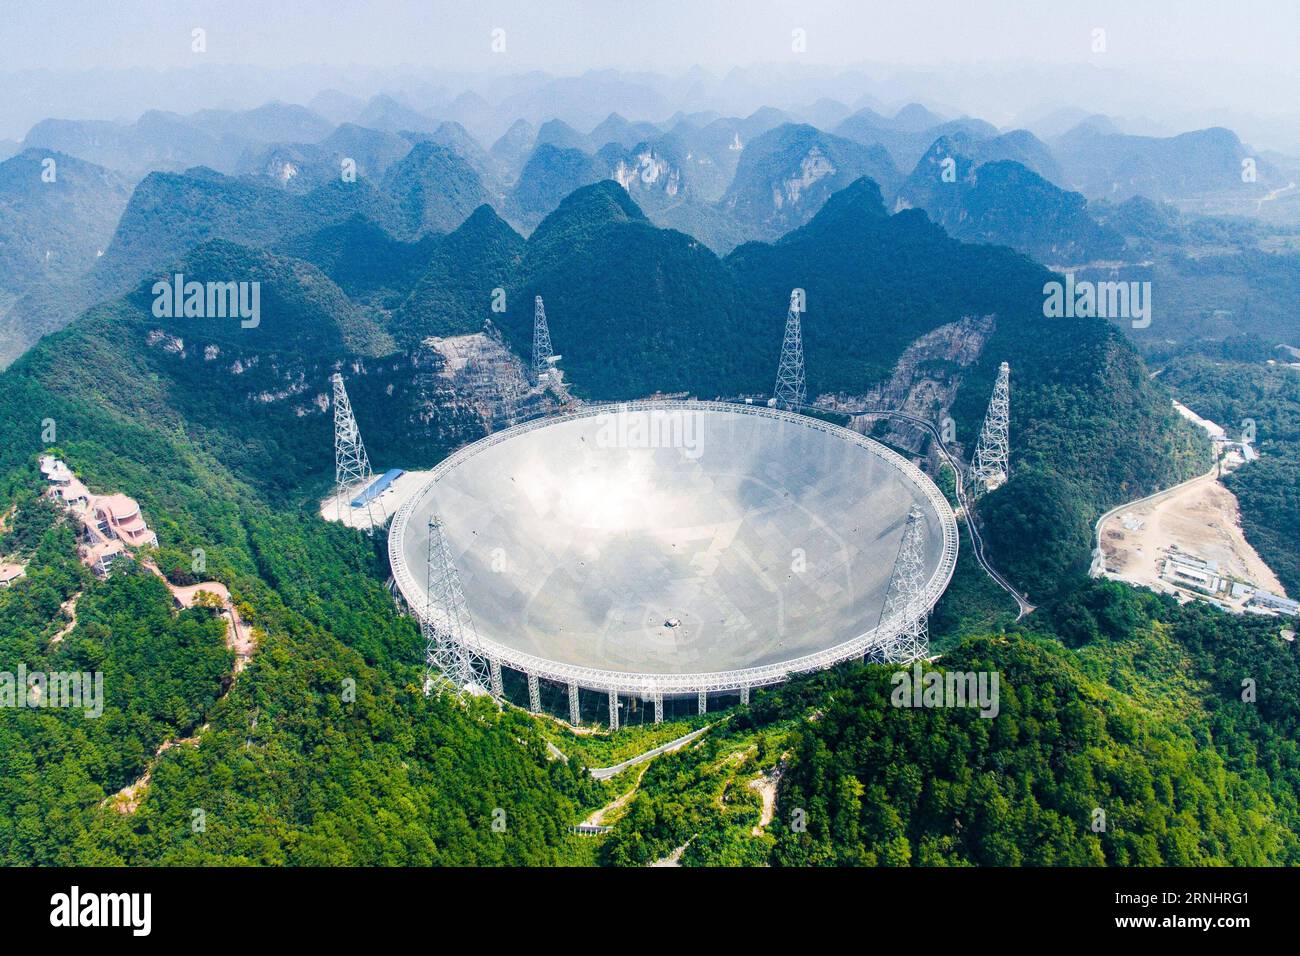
389,401,959,707
331,373,378,528
532,295,553,385
872,507,931,663
773,289,806,409
970,361,1010,496
422,514,494,697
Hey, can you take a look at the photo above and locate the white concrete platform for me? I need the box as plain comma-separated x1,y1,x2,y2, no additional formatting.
320,469,434,532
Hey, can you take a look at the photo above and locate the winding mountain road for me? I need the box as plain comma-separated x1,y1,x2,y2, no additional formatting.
800,403,1035,619
1090,461,1223,578
588,726,710,780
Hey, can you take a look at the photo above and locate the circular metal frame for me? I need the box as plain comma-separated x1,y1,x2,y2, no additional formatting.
389,400,959,696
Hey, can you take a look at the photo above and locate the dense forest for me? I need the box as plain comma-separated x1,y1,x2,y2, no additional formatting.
1229,455,1300,595
0,171,1292,867
0,372,599,864
9,176,1210,602
489,179,1208,600
598,582,1299,866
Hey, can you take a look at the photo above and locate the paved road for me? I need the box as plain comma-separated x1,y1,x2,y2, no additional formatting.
1090,462,1221,578
589,726,710,780
807,403,1035,619
545,740,569,763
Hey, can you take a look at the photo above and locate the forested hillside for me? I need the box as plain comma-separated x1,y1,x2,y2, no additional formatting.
967,322,1209,601
598,581,1300,866
0,150,133,366
896,143,1123,265
0,170,1257,868
5,13,1300,878
729,180,1205,600
721,124,900,239
0,371,599,864
17,173,1206,602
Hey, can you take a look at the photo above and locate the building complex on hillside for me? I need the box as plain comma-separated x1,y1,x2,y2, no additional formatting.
1159,545,1297,617
40,455,158,577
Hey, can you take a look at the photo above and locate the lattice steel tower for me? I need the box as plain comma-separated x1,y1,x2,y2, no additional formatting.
532,295,553,385
331,373,377,528
970,361,1010,496
773,288,806,409
873,507,930,663
422,515,494,697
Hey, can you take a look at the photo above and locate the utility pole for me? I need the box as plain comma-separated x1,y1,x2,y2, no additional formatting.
874,507,930,663
533,295,553,386
422,514,493,697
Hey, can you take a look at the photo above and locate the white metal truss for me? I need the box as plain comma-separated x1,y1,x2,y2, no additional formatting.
527,673,541,713
532,295,553,385
698,690,707,715
773,289,806,409
389,400,959,698
608,690,619,731
740,685,750,705
873,507,931,664
331,373,381,529
489,659,504,698
652,693,663,724
568,682,580,726
423,514,493,697
971,361,1010,496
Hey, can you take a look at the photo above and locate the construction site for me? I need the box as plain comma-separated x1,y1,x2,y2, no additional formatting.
1095,402,1294,617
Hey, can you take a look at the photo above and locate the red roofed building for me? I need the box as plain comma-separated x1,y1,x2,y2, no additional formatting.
88,494,158,549
39,456,158,576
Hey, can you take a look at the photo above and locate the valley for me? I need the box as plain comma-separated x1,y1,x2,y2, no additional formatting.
0,18,1297,882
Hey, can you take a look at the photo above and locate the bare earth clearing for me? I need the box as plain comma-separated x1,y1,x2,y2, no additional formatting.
1099,471,1286,606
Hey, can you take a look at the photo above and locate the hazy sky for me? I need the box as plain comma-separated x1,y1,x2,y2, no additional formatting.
1,1,1298,150
2,0,1297,74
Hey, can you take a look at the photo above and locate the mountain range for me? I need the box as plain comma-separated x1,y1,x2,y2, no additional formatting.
5,90,1299,379
5,50,1300,876
3,167,1205,606
1,95,1280,871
